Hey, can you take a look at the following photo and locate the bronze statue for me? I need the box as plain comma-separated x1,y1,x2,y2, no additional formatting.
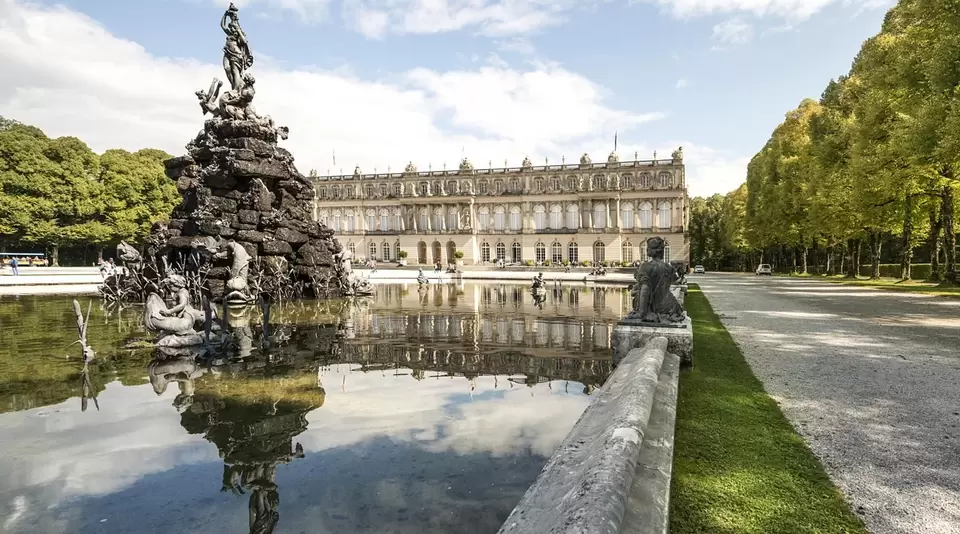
628,237,686,323
221,3,253,92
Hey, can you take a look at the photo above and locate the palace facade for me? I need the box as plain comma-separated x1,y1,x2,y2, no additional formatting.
311,151,689,266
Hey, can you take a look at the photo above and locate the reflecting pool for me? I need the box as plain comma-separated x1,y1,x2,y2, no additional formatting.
0,282,628,533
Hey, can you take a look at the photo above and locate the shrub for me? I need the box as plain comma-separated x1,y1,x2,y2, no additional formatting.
544,259,552,266
524,259,534,266
582,260,592,267
398,250,408,258
453,250,464,259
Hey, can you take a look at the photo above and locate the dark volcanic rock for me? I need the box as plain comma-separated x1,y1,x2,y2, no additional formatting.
274,227,308,244
261,240,294,255
238,210,260,225
236,230,268,243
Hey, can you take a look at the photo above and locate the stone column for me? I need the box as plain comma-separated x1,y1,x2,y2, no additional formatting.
585,199,593,229
469,199,477,235
613,198,620,229
580,199,587,229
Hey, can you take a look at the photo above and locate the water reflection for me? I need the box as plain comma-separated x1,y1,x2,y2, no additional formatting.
0,283,625,534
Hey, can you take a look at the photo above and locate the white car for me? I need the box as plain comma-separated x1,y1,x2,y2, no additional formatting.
756,264,773,276
693,265,705,274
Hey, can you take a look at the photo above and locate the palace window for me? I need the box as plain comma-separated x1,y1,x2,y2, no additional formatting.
567,204,579,229
433,207,444,230
593,241,605,263
509,178,520,193
332,186,341,199
478,180,489,194
365,184,373,197
640,173,652,188
511,242,522,263
382,242,391,261
478,207,491,231
592,175,605,190
447,207,459,230
494,179,505,194
419,208,429,230
550,205,562,230
551,242,563,263
568,242,579,263
535,177,544,192
551,176,561,191
622,241,634,262
593,203,607,230
481,242,491,262
664,244,671,263
657,201,672,229
392,209,402,230
447,180,457,194
369,242,377,259
319,187,328,199
638,202,653,228
496,242,506,261
509,206,522,231
380,184,388,197
621,202,634,229
366,209,376,230
395,241,401,260
433,181,443,195
658,172,672,188
566,176,577,190
380,209,390,231
494,206,506,231
318,210,329,226
419,182,429,196
535,242,546,263
345,210,356,231
393,183,402,196
417,241,427,264
533,205,546,231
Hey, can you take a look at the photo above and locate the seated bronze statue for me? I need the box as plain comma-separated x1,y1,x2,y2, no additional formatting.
627,237,686,324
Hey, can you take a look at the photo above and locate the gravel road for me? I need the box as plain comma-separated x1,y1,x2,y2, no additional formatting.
695,274,960,534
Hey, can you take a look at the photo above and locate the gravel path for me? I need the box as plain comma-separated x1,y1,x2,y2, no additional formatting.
695,274,960,534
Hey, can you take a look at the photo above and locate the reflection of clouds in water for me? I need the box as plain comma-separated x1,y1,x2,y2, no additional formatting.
0,381,216,503
303,365,591,459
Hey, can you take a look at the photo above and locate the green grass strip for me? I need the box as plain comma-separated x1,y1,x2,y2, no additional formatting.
669,285,867,534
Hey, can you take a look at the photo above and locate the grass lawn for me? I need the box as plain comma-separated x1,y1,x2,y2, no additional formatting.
669,286,867,534
797,274,960,298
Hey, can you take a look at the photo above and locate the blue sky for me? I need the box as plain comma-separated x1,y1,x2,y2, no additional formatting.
0,0,893,196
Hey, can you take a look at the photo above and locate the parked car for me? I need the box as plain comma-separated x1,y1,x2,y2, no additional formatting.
693,265,705,274
756,264,773,276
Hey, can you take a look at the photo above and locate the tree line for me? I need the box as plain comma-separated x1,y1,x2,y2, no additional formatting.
689,0,959,283
0,117,179,266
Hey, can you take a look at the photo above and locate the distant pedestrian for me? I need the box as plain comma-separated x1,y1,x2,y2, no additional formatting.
9,257,18,276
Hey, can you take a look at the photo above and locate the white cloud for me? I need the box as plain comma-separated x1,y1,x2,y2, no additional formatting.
711,17,755,48
0,0,668,180
675,78,689,89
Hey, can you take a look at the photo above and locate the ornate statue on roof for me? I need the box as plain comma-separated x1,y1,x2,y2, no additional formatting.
607,151,619,163
404,161,417,173
459,157,474,171
522,156,533,168
671,146,683,161
580,153,592,165
353,165,361,177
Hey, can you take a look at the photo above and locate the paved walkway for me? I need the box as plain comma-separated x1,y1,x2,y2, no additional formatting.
695,273,960,534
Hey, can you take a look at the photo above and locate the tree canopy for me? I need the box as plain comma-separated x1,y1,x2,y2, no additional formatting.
689,0,959,282
0,117,178,262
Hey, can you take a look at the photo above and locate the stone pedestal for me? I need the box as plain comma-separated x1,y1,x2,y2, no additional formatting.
612,316,693,367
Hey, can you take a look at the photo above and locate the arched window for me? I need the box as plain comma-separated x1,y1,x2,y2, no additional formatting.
392,209,403,230
345,210,356,231
419,181,429,196
494,206,506,231
478,206,491,231
433,207,444,230
509,206,522,231
533,205,546,231
382,241,391,261
535,242,546,263
511,242,522,263
657,201,672,229
366,209,376,231
332,210,342,231
622,241,634,262
621,202,634,229
551,242,563,263
593,203,606,229
638,202,653,229
658,172,672,188
593,241,606,263
379,209,390,231
568,242,579,263
447,241,456,263
481,242,491,262
348,242,356,256
419,208,429,230
447,207,459,230
535,177,544,192
318,209,329,226
432,241,442,263
550,205,562,230
496,242,506,261
395,241,402,261
418,241,427,264
368,241,377,259
567,204,579,229
433,181,443,195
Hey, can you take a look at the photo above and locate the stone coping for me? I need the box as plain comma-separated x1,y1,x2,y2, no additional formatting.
498,337,675,534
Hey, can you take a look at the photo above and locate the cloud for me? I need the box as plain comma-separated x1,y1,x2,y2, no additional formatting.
0,0,667,180
210,0,331,22
711,17,755,48
675,78,689,89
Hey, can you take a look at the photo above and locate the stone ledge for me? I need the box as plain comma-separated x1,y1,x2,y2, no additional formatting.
498,337,673,534
612,317,693,367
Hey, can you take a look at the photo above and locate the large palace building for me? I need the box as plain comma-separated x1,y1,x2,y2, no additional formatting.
311,150,690,266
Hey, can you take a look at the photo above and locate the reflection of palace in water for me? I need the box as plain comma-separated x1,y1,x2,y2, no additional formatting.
144,282,622,533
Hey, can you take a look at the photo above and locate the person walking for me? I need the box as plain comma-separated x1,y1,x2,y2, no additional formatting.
10,257,19,276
